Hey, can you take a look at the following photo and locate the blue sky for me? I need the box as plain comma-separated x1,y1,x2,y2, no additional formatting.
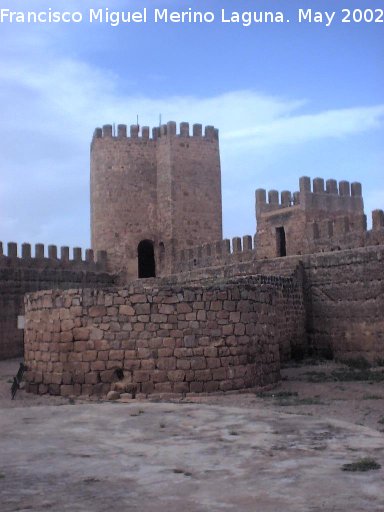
0,0,383,253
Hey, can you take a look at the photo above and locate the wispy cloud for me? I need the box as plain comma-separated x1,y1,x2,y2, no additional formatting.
223,104,384,147
0,26,383,246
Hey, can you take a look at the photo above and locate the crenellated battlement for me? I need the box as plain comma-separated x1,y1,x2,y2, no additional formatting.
0,241,108,270
256,176,364,216
172,204,384,274
175,234,255,262
310,209,384,247
255,188,299,214
91,119,222,275
0,241,115,360
372,209,384,230
172,234,256,273
92,121,219,142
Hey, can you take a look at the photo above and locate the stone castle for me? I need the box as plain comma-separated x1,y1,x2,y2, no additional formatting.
1,121,383,398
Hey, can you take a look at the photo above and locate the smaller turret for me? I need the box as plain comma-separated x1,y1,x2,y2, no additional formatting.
255,176,366,258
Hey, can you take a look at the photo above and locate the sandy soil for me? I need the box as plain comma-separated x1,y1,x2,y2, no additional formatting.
1,358,384,512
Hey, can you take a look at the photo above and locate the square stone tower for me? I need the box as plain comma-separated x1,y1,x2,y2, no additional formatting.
91,121,222,277
255,176,366,258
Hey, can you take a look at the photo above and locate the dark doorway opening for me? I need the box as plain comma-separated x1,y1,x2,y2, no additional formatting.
138,240,156,278
276,227,286,257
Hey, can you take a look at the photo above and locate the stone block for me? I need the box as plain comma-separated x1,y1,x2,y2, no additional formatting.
151,314,168,323
60,331,73,343
156,357,177,370
189,381,204,393
73,372,85,384
107,391,121,400
158,304,175,315
119,305,135,316
83,350,97,362
234,323,246,336
212,367,227,380
134,303,150,315
190,357,206,370
51,372,63,385
85,372,99,384
124,359,141,371
62,372,72,385
90,328,104,341
89,306,107,317
222,324,234,336
207,358,221,369
141,359,156,370
81,384,94,396
91,361,106,371
38,384,48,394
173,382,189,394
194,369,212,381
141,381,154,394
60,385,74,396
167,370,186,382
183,335,197,348
109,349,124,360
100,369,116,383
74,341,87,352
177,359,191,370
158,348,173,358
204,381,219,392
210,301,222,311
152,370,167,383
219,380,233,392
176,303,193,314
133,370,150,382
154,382,173,393
137,348,152,359
129,294,147,303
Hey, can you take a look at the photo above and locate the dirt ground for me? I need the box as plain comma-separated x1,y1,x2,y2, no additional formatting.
1,358,384,511
3,358,384,431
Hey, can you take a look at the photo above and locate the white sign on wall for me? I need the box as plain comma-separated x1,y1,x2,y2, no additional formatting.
17,316,25,330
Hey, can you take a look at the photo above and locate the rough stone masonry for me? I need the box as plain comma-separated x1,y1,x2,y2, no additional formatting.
23,276,305,397
0,120,383,398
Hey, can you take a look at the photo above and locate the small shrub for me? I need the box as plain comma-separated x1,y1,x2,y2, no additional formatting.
341,357,371,370
277,397,325,407
297,397,325,406
332,368,384,382
255,391,270,398
342,457,381,472
303,371,329,383
273,391,298,398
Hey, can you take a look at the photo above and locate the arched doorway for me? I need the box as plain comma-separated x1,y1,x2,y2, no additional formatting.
138,240,156,278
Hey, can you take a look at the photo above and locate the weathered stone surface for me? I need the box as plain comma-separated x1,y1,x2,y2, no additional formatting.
22,279,286,396
22,242,384,400
106,390,120,400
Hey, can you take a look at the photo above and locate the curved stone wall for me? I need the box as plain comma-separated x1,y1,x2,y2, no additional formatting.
23,276,305,398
